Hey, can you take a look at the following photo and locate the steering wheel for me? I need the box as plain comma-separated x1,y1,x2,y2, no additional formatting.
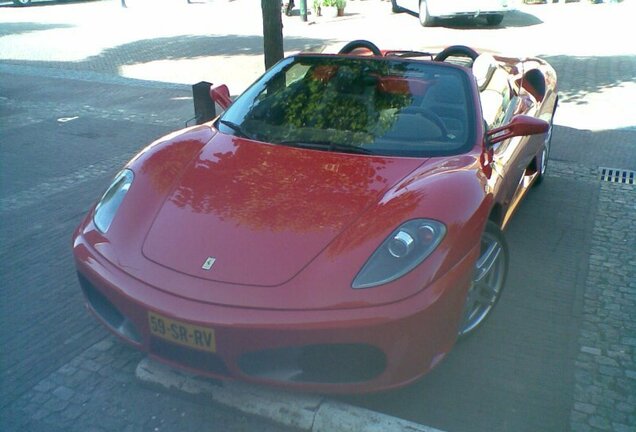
434,45,479,63
401,107,450,139
339,40,382,56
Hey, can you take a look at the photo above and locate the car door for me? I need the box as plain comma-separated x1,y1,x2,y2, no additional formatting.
482,73,533,215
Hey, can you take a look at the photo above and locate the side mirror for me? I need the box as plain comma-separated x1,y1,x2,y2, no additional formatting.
210,84,232,110
487,115,550,146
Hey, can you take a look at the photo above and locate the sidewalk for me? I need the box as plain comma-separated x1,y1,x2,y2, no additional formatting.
1,0,634,95
136,358,446,432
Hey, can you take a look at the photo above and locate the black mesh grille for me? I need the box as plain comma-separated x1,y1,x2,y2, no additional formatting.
239,344,386,384
78,272,124,329
150,338,229,377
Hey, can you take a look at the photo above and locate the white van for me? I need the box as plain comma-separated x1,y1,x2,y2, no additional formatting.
391,0,516,27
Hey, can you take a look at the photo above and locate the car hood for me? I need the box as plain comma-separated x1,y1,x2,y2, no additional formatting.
141,133,425,287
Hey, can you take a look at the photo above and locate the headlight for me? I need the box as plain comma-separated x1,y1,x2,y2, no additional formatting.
93,169,134,233
352,219,446,289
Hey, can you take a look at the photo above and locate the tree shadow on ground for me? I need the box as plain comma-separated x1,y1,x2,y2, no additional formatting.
540,54,636,105
0,22,74,37
2,33,329,74
551,125,636,168
0,0,100,8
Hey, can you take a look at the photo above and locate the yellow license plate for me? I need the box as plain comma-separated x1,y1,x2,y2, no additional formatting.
148,312,216,352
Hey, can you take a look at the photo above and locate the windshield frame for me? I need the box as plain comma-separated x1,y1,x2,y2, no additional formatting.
217,54,478,158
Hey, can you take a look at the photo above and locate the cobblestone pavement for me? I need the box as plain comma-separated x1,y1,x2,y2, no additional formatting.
3,335,297,432
1,1,635,431
571,179,636,432
547,159,636,431
0,71,297,432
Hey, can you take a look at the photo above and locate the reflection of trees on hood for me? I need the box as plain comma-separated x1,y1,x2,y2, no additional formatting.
164,138,395,234
139,134,428,254
140,139,206,194
327,187,422,257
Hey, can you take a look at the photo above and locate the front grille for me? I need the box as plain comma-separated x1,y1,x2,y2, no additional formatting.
78,272,141,343
238,344,386,384
150,338,229,377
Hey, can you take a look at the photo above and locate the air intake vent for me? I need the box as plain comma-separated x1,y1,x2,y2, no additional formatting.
599,167,635,185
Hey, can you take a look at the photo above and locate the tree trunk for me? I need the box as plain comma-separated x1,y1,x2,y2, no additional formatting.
261,0,284,70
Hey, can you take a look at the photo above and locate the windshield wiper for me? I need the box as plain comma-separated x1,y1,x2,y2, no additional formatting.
218,119,255,140
330,143,374,155
276,140,374,155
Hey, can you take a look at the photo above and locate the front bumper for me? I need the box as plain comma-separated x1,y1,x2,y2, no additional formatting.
73,233,477,394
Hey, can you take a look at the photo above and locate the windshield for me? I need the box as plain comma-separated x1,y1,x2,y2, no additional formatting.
218,55,475,157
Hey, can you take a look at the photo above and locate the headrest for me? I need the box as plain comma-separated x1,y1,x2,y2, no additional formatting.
472,53,497,91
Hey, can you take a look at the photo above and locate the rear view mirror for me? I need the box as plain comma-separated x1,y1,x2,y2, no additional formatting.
210,84,232,110
487,115,549,145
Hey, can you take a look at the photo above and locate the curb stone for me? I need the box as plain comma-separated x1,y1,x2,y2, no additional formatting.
136,358,446,432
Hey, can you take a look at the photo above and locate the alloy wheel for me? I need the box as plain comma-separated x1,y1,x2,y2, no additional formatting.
458,222,508,337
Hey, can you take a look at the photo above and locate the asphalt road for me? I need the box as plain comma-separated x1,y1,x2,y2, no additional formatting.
1,1,635,431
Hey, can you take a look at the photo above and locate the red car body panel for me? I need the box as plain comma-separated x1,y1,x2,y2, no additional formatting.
72,47,557,393
141,134,425,288
77,126,489,308
74,228,477,393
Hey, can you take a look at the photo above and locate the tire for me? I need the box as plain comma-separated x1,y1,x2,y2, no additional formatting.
458,221,508,338
533,144,549,186
419,0,435,27
533,115,554,186
486,14,504,26
13,0,32,5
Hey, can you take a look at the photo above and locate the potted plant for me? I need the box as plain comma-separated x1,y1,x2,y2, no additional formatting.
320,0,346,17
335,0,346,16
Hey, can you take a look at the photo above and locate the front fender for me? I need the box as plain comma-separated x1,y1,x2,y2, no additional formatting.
308,154,493,305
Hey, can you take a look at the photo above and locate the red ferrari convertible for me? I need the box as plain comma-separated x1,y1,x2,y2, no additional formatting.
73,41,558,394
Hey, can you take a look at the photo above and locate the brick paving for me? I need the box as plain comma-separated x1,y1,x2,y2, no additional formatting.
1,1,635,431
0,72,293,431
570,179,636,432
548,52,636,430
3,336,294,432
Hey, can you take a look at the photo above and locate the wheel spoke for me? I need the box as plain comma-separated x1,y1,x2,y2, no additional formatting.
463,287,478,313
474,240,501,284
476,283,498,307
459,224,508,337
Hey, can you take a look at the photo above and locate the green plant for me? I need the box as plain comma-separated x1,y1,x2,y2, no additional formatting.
321,0,345,7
